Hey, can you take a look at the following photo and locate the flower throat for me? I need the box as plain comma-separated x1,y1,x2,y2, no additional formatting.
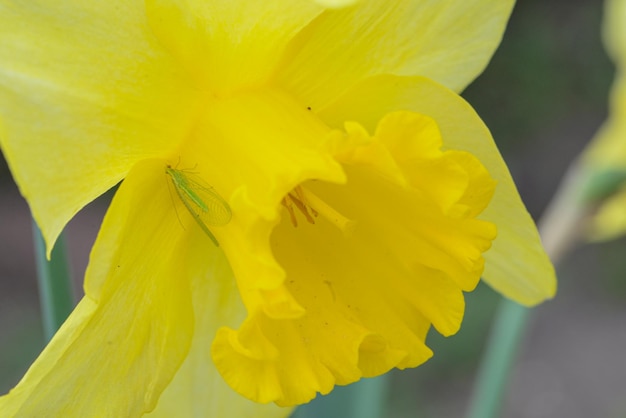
281,186,355,234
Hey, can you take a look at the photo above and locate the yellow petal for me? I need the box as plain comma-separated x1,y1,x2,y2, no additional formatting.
0,1,201,254
212,111,496,406
603,0,626,65
145,0,323,93
584,0,626,170
312,0,360,8
319,75,557,305
275,0,514,110
0,160,201,415
583,65,626,169
588,186,626,241
174,88,345,321
146,231,292,418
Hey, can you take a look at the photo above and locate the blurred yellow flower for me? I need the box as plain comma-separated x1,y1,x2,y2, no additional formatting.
0,0,555,416
583,0,626,241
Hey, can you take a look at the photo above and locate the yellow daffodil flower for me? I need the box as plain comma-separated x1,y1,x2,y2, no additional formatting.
584,0,626,241
0,0,556,416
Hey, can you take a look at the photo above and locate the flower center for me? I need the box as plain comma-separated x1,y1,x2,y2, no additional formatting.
281,186,355,234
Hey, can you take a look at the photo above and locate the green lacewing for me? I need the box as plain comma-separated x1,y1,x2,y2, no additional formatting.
165,165,232,246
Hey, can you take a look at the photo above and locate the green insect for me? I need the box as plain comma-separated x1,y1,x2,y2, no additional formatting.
165,165,232,246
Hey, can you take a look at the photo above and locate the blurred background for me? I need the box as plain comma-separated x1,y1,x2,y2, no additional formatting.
1,1,624,417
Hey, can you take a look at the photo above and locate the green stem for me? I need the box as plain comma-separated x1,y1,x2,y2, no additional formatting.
351,374,390,418
465,299,530,418
466,162,589,418
293,374,390,418
32,220,74,341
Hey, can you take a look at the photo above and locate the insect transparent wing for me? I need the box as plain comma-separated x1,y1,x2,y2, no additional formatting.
166,166,232,246
178,174,232,226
